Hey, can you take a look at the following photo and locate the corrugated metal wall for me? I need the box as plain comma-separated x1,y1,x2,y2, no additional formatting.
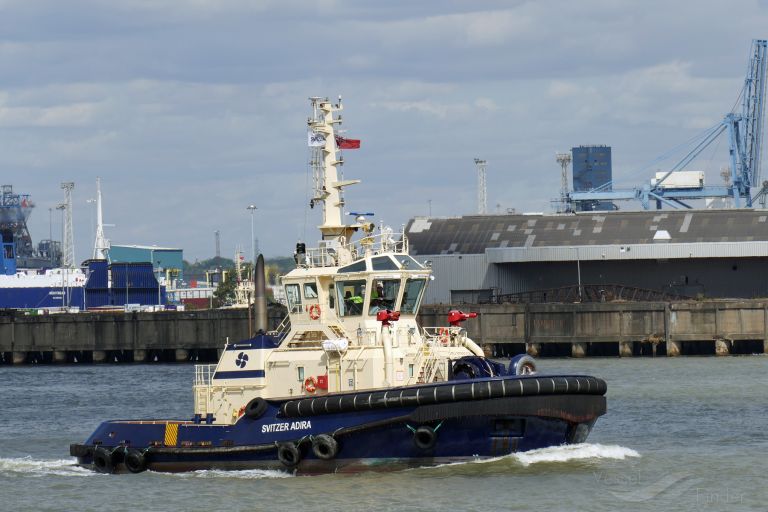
487,241,768,263
422,255,768,304
108,245,184,278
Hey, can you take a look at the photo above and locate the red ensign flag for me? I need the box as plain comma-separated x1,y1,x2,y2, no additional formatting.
335,135,361,149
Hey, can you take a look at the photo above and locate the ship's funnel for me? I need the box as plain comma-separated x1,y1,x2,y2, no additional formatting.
254,254,268,334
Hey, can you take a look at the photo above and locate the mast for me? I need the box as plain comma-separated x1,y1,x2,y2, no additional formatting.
93,177,110,260
308,97,360,244
60,182,75,268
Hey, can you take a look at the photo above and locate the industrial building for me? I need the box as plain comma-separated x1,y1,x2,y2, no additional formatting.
406,209,768,304
108,244,184,280
571,145,614,212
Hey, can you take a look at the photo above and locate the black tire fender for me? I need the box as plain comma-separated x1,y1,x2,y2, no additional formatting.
244,397,268,420
311,434,339,460
92,446,116,473
276,443,301,468
413,426,437,451
124,449,148,474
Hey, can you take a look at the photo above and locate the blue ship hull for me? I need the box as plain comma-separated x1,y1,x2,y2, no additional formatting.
71,375,607,474
0,286,85,309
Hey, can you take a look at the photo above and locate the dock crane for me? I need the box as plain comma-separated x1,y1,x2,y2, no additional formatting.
570,39,767,210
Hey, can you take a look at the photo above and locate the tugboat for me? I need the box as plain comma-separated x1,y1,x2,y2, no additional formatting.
70,97,607,474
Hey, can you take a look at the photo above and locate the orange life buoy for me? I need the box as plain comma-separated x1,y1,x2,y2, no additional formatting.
309,304,321,320
304,376,317,393
438,327,450,346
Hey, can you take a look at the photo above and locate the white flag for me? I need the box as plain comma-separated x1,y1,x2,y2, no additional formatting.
308,131,326,147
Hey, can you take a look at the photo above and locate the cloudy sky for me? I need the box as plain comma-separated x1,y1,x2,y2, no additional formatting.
3,0,768,261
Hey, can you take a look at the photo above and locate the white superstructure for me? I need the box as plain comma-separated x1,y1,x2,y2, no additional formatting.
0,268,86,288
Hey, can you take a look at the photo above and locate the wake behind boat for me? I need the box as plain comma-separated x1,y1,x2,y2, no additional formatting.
70,97,607,474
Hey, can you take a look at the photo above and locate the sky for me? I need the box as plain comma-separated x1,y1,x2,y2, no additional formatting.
3,0,768,261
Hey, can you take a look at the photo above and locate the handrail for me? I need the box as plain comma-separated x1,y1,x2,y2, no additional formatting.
194,364,217,386
300,230,409,269
421,352,439,384
268,315,291,341
405,344,426,386
421,326,466,347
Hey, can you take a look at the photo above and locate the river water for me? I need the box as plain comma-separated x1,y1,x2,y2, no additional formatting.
1,357,766,511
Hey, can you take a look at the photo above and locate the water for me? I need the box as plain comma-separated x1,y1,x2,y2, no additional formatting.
1,357,766,511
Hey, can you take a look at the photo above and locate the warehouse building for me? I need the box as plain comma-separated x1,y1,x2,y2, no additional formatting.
108,244,184,280
405,209,768,304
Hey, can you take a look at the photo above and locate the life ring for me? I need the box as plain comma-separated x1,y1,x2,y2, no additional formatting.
308,304,321,320
438,327,450,346
311,434,339,460
304,376,317,394
277,443,301,468
124,449,147,473
413,425,438,450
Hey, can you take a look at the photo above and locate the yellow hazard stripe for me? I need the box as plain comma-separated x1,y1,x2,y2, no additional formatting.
164,423,179,446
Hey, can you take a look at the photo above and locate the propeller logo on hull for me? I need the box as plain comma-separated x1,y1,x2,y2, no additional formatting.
236,352,249,368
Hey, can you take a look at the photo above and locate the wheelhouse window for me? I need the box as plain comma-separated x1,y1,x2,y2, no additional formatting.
401,279,426,315
285,284,301,313
304,282,318,299
336,279,366,317
371,256,398,271
338,260,367,273
394,255,422,269
369,279,401,315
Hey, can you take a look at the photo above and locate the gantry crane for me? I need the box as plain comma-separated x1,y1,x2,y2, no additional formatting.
570,39,767,210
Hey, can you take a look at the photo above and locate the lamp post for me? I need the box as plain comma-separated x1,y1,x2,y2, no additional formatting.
575,247,582,301
157,262,163,308
247,205,257,263
86,197,96,254
246,204,257,336
56,204,66,306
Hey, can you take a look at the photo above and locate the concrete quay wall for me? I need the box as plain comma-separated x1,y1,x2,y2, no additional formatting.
0,308,284,364
3,301,767,364
420,301,768,357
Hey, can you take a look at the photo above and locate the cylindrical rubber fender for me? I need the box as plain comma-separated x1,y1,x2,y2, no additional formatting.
413,426,437,450
244,397,268,420
124,449,147,474
92,446,116,473
311,434,338,460
276,443,301,468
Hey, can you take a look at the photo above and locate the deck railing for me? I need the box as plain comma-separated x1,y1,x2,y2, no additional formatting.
421,326,467,348
194,364,217,387
300,230,409,269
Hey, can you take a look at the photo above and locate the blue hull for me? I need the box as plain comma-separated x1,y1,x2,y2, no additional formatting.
71,375,607,474
0,286,84,309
